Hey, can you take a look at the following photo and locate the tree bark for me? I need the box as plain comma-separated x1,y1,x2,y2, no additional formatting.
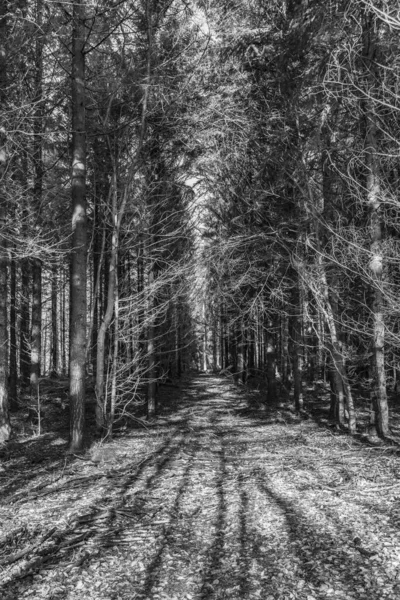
363,10,389,437
19,260,30,386
266,323,276,401
318,264,356,433
281,314,289,387
95,182,118,431
50,264,58,376
236,320,245,383
0,2,10,441
9,257,17,411
30,0,44,414
30,259,41,412
146,260,157,417
292,286,303,411
69,0,87,451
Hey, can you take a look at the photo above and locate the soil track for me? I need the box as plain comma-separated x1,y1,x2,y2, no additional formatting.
1,375,400,599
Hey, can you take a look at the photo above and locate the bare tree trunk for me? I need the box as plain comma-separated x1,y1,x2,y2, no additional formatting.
69,0,87,451
281,314,289,387
137,236,145,362
30,0,44,416
0,200,9,441
318,265,356,433
146,261,157,417
202,299,207,372
236,320,244,383
266,322,276,401
60,265,67,375
0,3,10,441
220,304,226,369
212,311,218,371
30,259,41,414
9,257,18,411
20,260,30,386
50,264,58,375
363,11,389,438
108,256,119,439
292,288,303,411
89,203,105,376
95,181,118,431
247,321,255,377
174,301,182,377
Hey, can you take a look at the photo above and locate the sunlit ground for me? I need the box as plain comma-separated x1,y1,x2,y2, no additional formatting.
1,376,400,600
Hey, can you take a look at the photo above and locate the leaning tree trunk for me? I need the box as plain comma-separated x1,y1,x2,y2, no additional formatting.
69,0,87,452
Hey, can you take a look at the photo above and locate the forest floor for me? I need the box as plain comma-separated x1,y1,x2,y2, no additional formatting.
1,376,400,600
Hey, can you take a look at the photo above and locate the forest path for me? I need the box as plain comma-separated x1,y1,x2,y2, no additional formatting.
1,375,400,600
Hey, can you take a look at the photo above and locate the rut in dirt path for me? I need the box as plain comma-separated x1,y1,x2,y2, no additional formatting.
2,375,400,600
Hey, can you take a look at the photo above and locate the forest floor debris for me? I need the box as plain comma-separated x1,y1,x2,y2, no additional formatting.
1,375,400,599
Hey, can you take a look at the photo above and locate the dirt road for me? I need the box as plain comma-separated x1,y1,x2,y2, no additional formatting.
1,376,400,599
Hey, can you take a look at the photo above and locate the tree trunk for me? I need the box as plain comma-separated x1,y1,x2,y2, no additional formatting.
50,264,58,376
220,304,226,369
363,10,389,437
108,255,119,439
29,0,44,415
0,203,9,441
30,259,41,412
60,265,67,375
266,324,276,402
89,197,105,376
202,299,207,372
9,257,18,411
89,223,105,375
147,262,157,417
0,3,10,442
236,320,245,383
318,265,356,433
69,0,87,451
175,301,182,377
292,291,303,411
281,314,289,387
95,183,118,431
20,260,30,387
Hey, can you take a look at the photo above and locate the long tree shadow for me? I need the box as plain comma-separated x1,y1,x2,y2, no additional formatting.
0,429,188,594
0,376,213,503
0,436,69,501
137,451,196,599
256,480,385,599
237,471,251,599
199,432,227,600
